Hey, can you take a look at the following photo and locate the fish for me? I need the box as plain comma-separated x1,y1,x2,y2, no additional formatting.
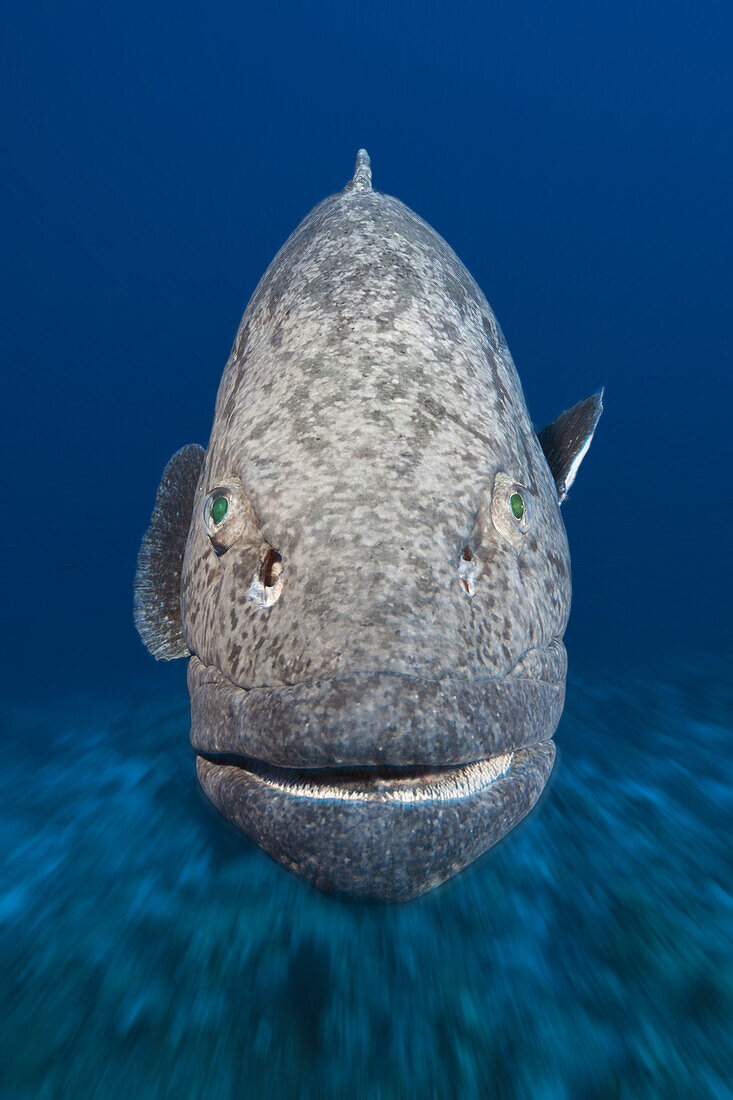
134,150,602,901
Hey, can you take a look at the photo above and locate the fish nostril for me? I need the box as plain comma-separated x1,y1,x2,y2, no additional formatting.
248,547,284,608
261,548,283,588
458,544,477,597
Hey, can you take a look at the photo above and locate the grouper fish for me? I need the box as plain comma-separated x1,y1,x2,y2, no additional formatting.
134,150,602,901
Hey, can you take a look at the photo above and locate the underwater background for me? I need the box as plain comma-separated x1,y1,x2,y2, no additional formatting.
1,1,730,1097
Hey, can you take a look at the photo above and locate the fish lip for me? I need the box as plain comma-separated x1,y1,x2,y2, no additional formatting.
188,640,567,769
195,751,515,803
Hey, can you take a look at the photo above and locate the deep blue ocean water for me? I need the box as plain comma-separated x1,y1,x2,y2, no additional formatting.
1,1,731,1096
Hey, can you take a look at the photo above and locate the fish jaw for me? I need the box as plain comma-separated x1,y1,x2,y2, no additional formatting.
195,741,556,901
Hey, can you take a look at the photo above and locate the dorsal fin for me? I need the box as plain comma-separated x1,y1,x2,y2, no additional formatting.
343,148,372,194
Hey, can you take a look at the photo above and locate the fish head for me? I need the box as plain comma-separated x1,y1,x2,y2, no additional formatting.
135,151,602,900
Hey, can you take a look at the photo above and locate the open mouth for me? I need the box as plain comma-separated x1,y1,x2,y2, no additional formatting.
197,751,514,803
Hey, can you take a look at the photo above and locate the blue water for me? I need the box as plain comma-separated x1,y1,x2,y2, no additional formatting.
1,1,731,1096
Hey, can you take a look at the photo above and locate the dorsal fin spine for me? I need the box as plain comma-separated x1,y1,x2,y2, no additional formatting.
345,148,372,193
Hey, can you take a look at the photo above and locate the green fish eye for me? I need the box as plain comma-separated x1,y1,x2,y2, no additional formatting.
510,492,524,520
210,495,229,525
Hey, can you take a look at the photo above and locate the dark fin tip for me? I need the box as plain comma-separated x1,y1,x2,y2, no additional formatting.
538,391,603,503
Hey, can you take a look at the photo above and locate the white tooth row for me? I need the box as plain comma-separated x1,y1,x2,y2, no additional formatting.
253,753,513,803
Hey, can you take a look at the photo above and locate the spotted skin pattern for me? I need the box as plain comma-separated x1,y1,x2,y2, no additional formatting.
135,151,602,900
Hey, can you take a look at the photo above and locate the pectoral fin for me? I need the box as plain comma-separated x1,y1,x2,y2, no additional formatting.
538,391,603,503
134,444,205,659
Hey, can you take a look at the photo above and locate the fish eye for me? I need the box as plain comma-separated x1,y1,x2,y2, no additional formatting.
209,494,228,525
490,473,530,548
202,486,246,553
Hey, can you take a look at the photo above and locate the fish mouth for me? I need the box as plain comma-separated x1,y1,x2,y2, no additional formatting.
188,638,567,770
196,751,514,804
194,741,556,901
190,643,564,899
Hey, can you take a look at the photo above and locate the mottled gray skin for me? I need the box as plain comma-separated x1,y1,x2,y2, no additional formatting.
135,151,602,901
